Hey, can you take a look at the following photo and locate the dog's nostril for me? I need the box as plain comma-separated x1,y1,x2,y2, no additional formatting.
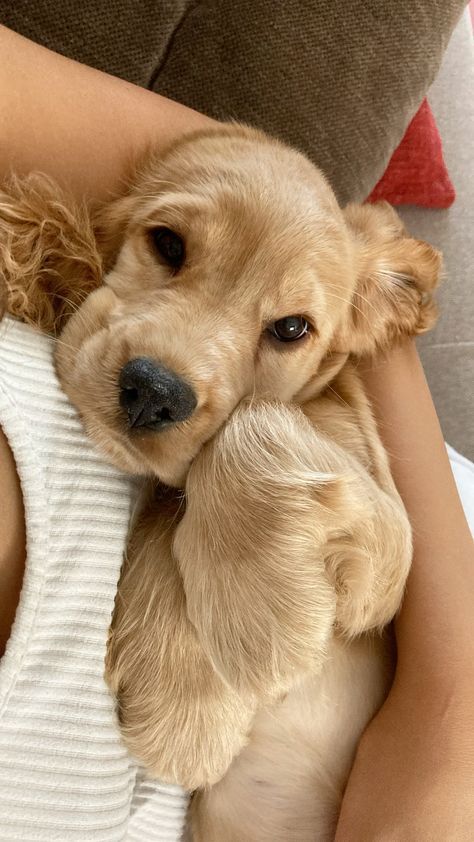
120,386,139,408
118,357,197,431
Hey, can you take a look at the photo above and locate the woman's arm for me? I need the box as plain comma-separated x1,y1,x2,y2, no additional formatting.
365,340,474,681
0,25,214,200
336,341,474,840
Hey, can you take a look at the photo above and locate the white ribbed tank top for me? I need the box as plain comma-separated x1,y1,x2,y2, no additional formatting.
0,316,188,842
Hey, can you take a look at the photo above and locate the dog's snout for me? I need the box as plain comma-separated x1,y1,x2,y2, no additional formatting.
119,357,197,431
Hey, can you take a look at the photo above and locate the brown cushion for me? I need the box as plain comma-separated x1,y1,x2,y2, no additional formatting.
0,1,467,204
0,1,188,86
152,0,467,203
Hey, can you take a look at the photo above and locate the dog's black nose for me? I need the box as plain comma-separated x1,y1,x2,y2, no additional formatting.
119,357,197,431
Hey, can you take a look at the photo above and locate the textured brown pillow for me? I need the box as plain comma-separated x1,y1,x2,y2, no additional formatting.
0,1,467,203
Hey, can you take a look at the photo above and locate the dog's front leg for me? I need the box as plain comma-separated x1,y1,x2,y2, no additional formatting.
175,401,412,699
174,401,343,700
106,486,256,789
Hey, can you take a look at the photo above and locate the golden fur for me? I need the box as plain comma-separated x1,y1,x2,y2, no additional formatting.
0,123,441,840
0,172,102,332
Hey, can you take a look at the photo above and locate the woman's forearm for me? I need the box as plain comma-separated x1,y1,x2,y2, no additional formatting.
362,340,474,686
0,26,214,200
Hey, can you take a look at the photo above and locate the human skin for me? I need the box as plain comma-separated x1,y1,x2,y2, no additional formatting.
0,26,214,202
1,25,473,837
0,426,26,657
335,345,474,841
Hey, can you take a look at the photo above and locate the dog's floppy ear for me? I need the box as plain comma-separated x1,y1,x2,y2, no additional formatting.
0,273,7,321
0,173,103,334
331,202,442,356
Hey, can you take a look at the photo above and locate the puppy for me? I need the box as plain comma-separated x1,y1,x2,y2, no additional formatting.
1,124,440,840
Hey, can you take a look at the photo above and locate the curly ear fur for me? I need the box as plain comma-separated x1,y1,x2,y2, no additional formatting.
0,272,7,321
332,201,442,356
0,173,103,334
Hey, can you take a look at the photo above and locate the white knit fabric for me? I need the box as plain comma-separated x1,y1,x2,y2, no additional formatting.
0,316,188,842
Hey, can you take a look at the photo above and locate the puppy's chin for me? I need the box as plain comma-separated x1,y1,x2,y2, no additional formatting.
125,436,194,488
77,416,194,487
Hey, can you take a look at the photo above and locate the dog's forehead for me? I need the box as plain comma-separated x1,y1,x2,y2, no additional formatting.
133,129,354,309
147,128,340,221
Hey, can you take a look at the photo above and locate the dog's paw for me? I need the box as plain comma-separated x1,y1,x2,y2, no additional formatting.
326,489,413,635
114,673,255,790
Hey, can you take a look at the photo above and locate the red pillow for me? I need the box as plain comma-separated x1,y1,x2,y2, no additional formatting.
367,98,455,209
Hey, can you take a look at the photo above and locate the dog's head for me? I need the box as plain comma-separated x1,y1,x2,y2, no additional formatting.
55,125,440,485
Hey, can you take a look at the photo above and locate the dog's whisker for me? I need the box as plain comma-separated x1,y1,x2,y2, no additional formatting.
322,289,371,321
322,288,382,324
326,384,351,410
51,335,82,355
324,280,386,320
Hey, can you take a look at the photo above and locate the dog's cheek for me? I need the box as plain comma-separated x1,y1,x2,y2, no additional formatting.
56,324,136,472
254,346,327,402
55,287,117,377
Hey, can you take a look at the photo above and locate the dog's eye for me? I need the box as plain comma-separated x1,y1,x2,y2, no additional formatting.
269,316,310,342
149,227,185,270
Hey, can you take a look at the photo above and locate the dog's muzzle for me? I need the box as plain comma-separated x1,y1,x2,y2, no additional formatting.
119,357,197,431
